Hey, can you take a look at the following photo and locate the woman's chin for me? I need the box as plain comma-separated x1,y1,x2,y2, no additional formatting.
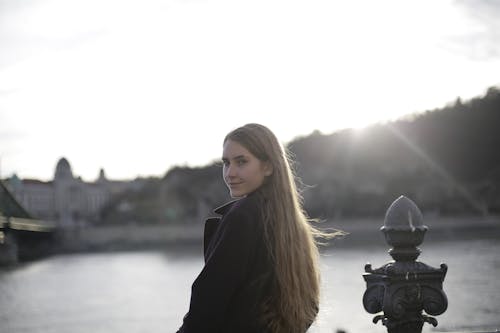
229,190,246,198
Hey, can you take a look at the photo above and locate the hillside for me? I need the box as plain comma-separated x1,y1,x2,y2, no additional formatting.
101,87,500,224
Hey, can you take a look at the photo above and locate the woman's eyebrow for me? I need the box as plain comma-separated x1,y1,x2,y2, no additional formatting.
234,155,246,160
221,154,246,161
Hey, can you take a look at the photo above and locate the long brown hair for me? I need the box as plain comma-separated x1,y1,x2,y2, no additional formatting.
224,123,323,333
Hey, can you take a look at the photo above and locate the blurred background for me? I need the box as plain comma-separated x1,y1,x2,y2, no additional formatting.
1,0,499,332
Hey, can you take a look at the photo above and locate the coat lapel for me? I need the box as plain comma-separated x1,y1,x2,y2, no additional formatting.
203,199,240,261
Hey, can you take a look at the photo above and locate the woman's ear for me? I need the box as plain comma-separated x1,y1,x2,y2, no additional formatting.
264,162,273,176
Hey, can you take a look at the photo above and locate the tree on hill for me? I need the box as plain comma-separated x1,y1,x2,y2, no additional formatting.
100,86,500,223
288,86,500,217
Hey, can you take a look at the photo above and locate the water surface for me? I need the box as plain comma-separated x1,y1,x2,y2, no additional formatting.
1,239,499,333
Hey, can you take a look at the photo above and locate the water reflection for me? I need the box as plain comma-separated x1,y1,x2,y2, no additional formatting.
1,240,499,333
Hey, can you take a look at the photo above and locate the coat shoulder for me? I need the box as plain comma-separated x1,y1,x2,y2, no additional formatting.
224,192,263,222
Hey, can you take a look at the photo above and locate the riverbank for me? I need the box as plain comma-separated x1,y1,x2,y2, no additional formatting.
323,214,500,247
53,224,203,253
49,214,500,254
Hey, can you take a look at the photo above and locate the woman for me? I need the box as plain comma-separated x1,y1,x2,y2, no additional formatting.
177,123,323,333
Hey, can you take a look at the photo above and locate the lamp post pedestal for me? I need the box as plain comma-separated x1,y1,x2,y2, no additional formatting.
363,196,448,333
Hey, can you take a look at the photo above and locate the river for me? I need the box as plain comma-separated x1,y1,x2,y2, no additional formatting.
1,239,499,333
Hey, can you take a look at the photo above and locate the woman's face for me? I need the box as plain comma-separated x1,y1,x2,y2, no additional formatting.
222,139,272,198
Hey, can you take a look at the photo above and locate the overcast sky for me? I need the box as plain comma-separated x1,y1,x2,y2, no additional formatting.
1,0,499,181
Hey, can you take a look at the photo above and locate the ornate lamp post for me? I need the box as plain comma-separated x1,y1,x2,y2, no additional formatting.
363,195,448,333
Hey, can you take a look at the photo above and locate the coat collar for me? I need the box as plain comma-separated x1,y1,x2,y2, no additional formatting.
213,190,261,215
213,199,240,215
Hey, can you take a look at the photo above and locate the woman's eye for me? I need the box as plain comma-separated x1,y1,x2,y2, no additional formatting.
237,159,247,166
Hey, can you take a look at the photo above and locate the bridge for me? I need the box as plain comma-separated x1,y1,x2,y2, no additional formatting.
0,181,56,265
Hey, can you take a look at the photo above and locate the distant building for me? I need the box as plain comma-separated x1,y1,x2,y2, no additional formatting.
4,158,144,226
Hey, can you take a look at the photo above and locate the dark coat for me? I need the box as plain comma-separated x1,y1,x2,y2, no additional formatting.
177,191,274,333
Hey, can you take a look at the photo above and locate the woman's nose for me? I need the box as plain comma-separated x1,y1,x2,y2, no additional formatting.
225,164,236,178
